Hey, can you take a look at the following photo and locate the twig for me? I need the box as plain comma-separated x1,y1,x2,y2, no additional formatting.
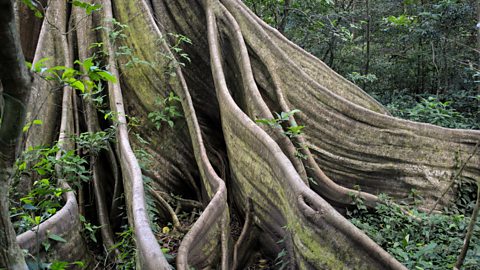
454,182,480,270
150,189,187,232
429,142,479,215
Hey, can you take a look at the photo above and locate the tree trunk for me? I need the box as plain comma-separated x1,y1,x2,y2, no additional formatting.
363,0,371,90
3,0,480,269
0,0,30,268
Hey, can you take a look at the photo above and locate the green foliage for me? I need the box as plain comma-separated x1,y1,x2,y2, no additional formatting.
79,214,101,244
95,19,154,68
348,194,480,270
244,0,478,115
347,72,378,85
10,178,67,234
22,0,102,18
95,18,128,44
21,0,43,18
23,119,43,133
256,109,309,164
167,33,192,65
388,96,478,129
71,0,101,15
74,127,116,156
148,92,183,130
111,226,136,270
9,143,90,234
385,15,416,27
26,57,116,95
274,248,288,270
157,33,192,77
255,109,305,138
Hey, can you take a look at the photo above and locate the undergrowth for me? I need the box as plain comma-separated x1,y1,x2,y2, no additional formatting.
348,192,480,270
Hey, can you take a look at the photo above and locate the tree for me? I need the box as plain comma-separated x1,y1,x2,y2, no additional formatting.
2,0,479,269
0,0,31,268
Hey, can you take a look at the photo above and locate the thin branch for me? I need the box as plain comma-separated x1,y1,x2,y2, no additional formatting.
429,142,479,215
454,182,480,270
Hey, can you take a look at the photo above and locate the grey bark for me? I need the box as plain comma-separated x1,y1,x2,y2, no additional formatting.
0,0,31,268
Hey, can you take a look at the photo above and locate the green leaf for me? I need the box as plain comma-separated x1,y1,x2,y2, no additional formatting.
62,68,77,80
32,119,43,125
32,57,51,72
18,161,27,171
49,261,69,270
70,80,85,92
96,71,117,82
48,233,67,243
72,261,85,267
21,0,43,18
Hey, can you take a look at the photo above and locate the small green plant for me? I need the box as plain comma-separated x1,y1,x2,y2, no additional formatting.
94,19,153,68
347,72,378,85
256,110,308,164
10,144,90,233
23,119,43,133
27,57,116,95
273,248,288,270
158,33,192,77
74,127,116,156
111,225,136,270
255,109,305,138
148,92,183,130
79,214,101,244
10,178,67,234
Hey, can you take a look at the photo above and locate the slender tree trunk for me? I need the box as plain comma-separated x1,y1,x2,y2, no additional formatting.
477,0,480,93
363,0,371,90
277,0,291,34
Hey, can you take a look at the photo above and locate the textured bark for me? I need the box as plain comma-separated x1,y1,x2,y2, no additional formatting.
5,0,480,269
0,0,31,268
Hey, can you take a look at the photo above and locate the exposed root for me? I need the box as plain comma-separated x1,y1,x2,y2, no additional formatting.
102,0,170,268
154,190,203,213
232,199,256,269
150,189,187,233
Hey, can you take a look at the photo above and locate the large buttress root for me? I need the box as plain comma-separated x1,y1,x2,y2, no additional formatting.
205,1,405,268
109,0,479,268
101,0,171,268
10,0,480,269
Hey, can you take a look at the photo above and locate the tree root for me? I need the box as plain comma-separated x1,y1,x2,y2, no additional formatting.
232,199,256,269
150,189,187,233
101,0,170,268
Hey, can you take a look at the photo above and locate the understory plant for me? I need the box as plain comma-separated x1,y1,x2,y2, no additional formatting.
148,92,183,130
348,193,480,270
386,95,479,130
9,144,90,234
